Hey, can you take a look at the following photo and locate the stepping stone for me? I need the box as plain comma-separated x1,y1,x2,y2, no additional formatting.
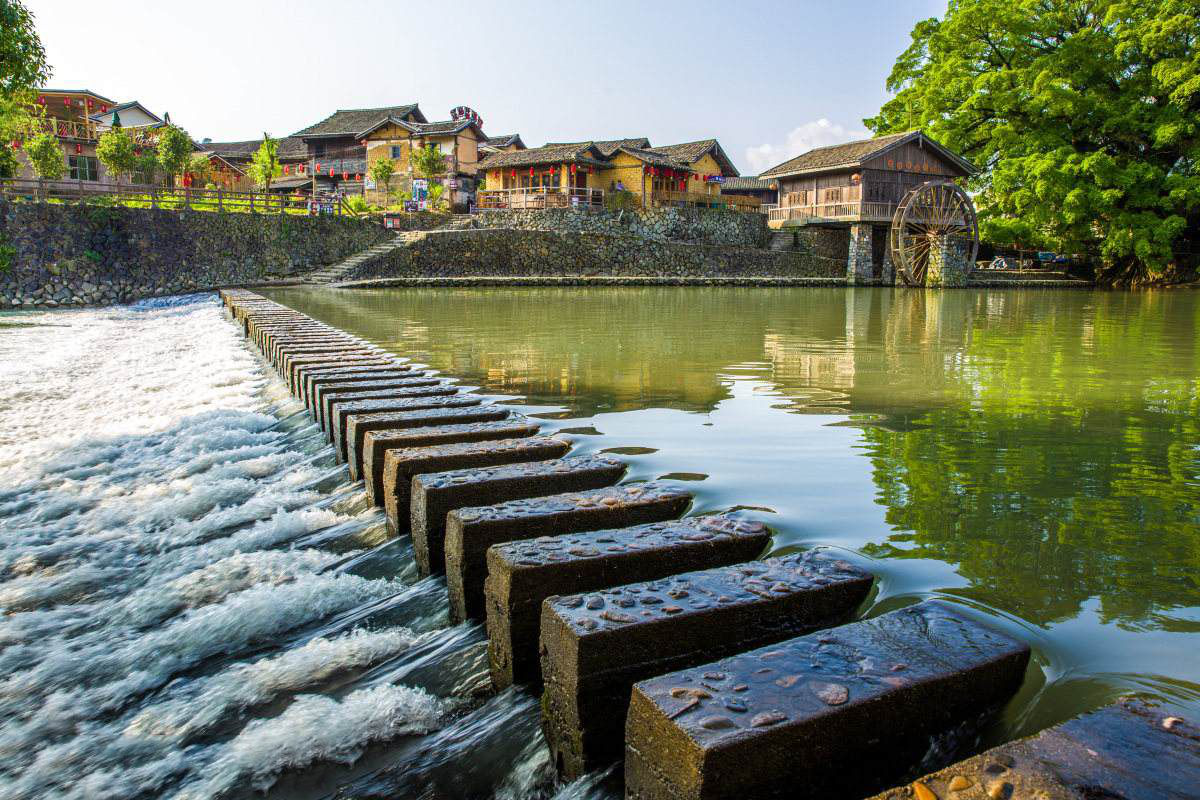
289,356,398,394
272,342,377,370
279,347,382,378
319,384,455,435
445,481,691,623
335,396,484,462
867,698,1197,800
485,516,773,689
407,455,627,577
373,435,570,522
312,376,439,425
541,552,873,777
623,601,1031,800
301,367,418,407
362,417,541,502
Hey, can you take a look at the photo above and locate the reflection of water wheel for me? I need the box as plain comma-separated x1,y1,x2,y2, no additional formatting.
889,180,979,286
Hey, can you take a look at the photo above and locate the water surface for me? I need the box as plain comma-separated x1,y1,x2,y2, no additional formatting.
266,285,1200,736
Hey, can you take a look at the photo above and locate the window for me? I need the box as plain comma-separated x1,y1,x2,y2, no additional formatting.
68,155,98,181
390,145,403,159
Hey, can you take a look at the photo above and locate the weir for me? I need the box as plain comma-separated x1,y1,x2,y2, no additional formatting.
219,288,1194,799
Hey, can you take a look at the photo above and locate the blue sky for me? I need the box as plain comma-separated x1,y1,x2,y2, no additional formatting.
29,0,946,174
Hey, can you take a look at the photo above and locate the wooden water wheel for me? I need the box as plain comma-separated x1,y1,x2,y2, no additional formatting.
889,180,979,286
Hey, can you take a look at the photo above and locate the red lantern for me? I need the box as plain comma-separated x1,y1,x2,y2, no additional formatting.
355,173,362,181
360,139,367,146
100,104,107,113
37,96,45,105
510,169,516,178
283,165,290,175
74,143,81,154
63,97,71,107
86,99,93,109
529,167,534,177
315,162,322,172
329,168,334,177
134,148,141,156
342,171,348,180
570,163,576,174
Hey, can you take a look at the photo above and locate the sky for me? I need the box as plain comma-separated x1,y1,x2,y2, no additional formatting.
27,0,946,175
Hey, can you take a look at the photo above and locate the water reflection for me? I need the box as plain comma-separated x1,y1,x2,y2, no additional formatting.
266,285,1200,727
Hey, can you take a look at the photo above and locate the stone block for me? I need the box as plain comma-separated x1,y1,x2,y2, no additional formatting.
541,552,872,777
624,601,1031,800
486,516,772,689
867,698,1197,800
301,367,416,407
288,356,398,394
445,482,691,623
319,383,454,435
407,456,627,578
312,376,438,427
335,396,483,462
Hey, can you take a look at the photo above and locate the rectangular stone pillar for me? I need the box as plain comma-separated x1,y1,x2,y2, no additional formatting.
847,222,873,284
925,235,969,287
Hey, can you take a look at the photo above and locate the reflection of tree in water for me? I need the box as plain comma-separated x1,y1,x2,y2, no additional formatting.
859,291,1200,630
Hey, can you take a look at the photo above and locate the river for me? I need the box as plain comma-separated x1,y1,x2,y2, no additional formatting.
1,287,1197,798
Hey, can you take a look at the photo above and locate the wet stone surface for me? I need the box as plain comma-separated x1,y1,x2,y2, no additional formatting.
310,375,437,426
373,435,570,517
288,355,397,393
301,367,416,407
407,455,628,578
444,480,691,623
320,384,455,437
624,601,1031,800
273,343,381,372
540,551,873,778
336,396,484,462
363,417,540,503
485,516,773,689
867,699,1198,800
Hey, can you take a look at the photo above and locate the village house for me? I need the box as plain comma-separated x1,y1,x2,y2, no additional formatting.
719,176,779,207
475,136,750,210
289,103,426,195
759,130,976,279
198,137,308,192
479,134,525,155
359,109,489,209
15,89,168,185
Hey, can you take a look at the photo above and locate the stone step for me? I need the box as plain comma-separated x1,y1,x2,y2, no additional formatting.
334,396,484,462
278,346,384,376
264,336,365,364
406,455,628,578
372,436,571,520
319,383,454,436
300,367,417,406
541,552,873,777
485,516,773,689
339,406,513,476
624,601,1031,800
312,376,439,428
445,482,692,623
288,356,400,395
362,417,542,504
867,698,1197,800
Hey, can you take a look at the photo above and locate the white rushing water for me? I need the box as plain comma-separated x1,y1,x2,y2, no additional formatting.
0,296,504,800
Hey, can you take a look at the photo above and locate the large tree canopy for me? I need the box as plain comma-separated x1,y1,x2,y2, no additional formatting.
866,0,1200,284
0,0,49,96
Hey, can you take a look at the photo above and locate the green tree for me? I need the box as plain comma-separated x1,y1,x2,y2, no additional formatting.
188,153,213,186
369,157,395,196
865,0,1200,285
0,0,50,96
249,133,280,192
95,126,137,183
156,124,192,187
409,143,445,180
132,151,158,185
24,131,62,180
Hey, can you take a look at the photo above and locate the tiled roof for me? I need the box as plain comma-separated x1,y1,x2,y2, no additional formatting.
202,136,308,160
615,146,690,170
477,142,609,170
483,134,523,149
721,176,776,191
649,139,739,177
759,130,975,178
38,88,118,105
545,137,650,157
292,104,425,138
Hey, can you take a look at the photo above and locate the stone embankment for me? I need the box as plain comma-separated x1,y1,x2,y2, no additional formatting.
0,200,390,308
220,289,1190,798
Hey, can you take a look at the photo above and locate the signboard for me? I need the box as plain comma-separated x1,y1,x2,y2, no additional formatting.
364,177,376,190
447,179,459,189
705,175,725,183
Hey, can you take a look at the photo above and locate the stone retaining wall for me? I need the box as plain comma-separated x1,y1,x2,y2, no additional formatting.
346,228,841,282
0,200,390,307
469,206,769,248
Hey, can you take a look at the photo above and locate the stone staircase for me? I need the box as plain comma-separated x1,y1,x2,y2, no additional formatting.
300,236,408,284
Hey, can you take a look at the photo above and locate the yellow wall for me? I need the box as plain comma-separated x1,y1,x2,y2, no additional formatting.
689,153,725,197
605,152,650,202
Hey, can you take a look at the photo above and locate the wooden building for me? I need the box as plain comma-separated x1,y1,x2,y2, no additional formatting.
475,136,753,210
719,176,779,207
288,103,427,194
759,130,976,282
198,137,308,191
360,113,488,208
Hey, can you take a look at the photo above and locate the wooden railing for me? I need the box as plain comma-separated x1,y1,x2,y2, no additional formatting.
768,201,896,224
0,178,347,215
476,187,604,209
650,190,762,211
35,117,163,145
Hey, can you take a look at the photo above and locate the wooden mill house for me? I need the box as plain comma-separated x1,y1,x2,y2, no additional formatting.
760,131,976,280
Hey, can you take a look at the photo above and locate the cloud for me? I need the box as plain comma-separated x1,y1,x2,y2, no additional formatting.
744,119,870,176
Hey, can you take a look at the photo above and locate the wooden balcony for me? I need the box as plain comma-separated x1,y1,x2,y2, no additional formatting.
649,190,762,212
476,187,604,210
768,200,896,226
36,116,164,145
